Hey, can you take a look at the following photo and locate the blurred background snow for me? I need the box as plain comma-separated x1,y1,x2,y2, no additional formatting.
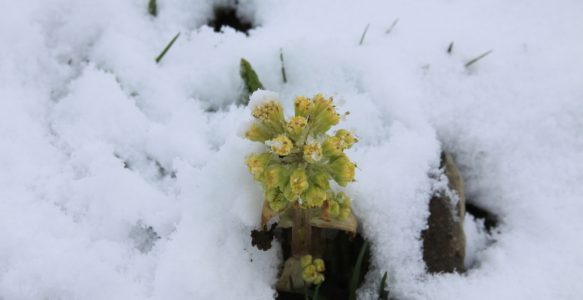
0,0,582,299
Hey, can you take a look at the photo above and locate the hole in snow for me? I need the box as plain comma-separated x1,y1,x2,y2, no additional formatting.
274,228,371,300
465,203,498,232
207,5,254,34
464,202,499,269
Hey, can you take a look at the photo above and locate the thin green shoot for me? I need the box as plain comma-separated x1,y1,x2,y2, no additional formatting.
239,58,264,105
385,18,399,34
359,24,370,46
465,50,493,68
349,240,369,300
280,48,287,83
148,0,157,17
313,284,321,300
378,271,388,299
155,32,180,64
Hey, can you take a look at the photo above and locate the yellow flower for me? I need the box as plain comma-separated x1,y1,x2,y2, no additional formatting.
252,100,286,133
328,154,356,187
303,143,322,163
300,255,313,268
264,164,286,189
335,129,358,149
266,135,293,156
309,94,340,135
313,258,325,273
313,274,324,285
244,122,273,142
340,207,351,220
252,100,284,122
327,192,352,220
286,116,308,141
302,264,318,283
304,186,327,207
311,171,330,190
268,195,288,212
328,200,340,218
301,256,326,285
290,168,309,195
294,96,313,117
244,153,271,180
322,136,343,158
335,191,351,207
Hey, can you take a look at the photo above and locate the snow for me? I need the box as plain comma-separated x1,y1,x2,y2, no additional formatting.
0,0,582,299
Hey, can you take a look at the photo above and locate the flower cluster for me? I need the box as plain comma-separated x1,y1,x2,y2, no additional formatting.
300,255,325,285
244,92,357,217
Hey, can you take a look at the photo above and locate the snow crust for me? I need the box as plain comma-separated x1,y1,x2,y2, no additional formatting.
0,0,582,299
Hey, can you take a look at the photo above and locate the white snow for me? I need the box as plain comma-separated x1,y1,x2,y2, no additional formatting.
1,0,582,299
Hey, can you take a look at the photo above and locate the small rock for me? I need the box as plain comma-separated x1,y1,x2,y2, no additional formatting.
422,152,466,273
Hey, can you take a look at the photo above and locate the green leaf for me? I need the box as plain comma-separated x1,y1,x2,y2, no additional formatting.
155,32,180,64
378,271,388,300
240,58,264,104
148,0,157,17
349,240,368,300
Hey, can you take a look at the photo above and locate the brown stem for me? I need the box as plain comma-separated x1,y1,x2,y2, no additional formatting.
291,206,312,256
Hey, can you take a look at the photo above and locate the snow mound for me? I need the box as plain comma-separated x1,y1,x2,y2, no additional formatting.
0,0,582,299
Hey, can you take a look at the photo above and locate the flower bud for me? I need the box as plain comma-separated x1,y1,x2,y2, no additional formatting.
245,153,272,180
266,135,293,156
290,168,309,195
304,186,327,207
322,136,343,158
328,154,356,187
313,274,325,285
264,164,286,189
335,129,358,149
303,143,322,163
302,264,318,283
328,200,340,218
340,207,351,220
311,171,330,190
335,191,351,208
286,116,308,141
313,258,325,273
309,94,340,135
301,256,326,285
294,96,313,117
300,255,313,268
244,122,274,142
268,196,288,212
252,100,286,133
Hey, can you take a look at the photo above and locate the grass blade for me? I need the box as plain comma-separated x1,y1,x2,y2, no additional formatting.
378,271,388,299
359,24,370,46
313,284,321,300
148,0,157,17
280,48,287,83
155,32,180,64
447,42,454,54
349,240,368,300
464,50,493,68
240,58,264,105
385,18,399,34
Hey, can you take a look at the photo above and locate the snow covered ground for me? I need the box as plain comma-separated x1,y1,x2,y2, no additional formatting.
1,0,582,299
